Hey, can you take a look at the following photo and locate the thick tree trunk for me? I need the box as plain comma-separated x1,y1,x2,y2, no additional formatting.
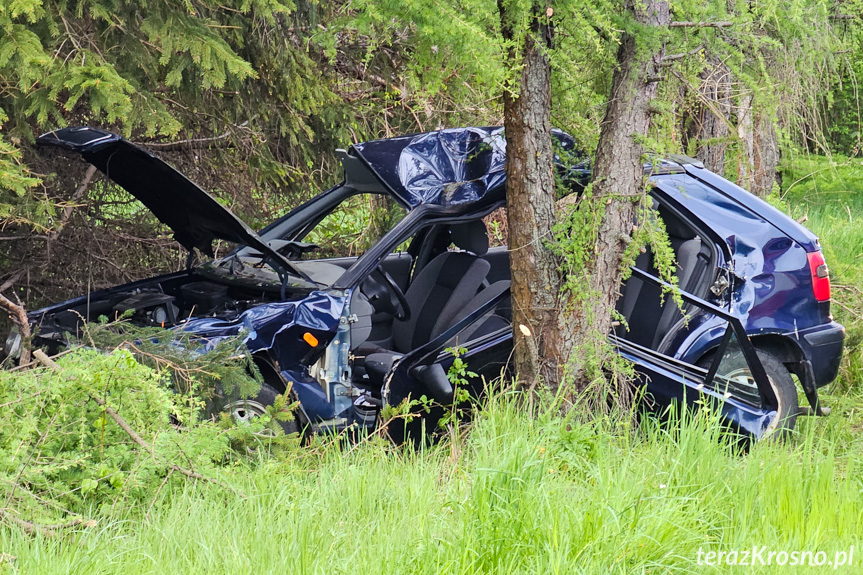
499,1,563,389
568,0,670,383
500,0,670,394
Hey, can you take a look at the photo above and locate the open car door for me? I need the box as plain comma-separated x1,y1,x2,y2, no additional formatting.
382,267,783,443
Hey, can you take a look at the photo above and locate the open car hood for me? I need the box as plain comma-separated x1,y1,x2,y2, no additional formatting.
37,127,305,281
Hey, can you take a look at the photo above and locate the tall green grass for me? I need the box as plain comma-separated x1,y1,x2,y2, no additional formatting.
781,154,863,391
781,154,863,286
2,395,861,574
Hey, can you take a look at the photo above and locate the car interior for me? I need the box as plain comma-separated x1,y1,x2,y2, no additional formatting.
322,220,513,392
614,201,717,354
322,197,719,393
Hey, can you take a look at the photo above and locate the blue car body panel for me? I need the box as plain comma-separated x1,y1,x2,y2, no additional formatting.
613,343,777,438
351,126,577,208
650,173,844,386
681,164,820,252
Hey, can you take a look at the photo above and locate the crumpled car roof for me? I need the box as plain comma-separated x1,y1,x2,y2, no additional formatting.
350,126,578,208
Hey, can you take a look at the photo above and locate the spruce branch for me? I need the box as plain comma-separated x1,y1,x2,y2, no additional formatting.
32,350,246,498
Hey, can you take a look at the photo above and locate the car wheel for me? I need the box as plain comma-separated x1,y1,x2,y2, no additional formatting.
699,349,798,437
222,383,299,436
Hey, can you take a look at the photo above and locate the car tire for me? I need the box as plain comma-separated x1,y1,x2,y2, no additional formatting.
221,383,299,436
699,349,798,437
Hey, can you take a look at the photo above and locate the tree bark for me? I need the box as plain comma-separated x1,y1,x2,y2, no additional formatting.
736,91,755,192
684,57,733,174
682,61,780,196
753,111,780,196
568,0,670,385
500,0,671,395
499,1,563,389
0,291,30,366
500,0,673,398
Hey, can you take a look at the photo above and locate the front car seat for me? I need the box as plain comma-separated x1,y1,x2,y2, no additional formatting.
362,220,492,385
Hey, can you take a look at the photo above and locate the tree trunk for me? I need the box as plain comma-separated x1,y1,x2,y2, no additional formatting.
753,111,780,196
500,0,670,395
736,91,755,191
684,58,733,174
683,62,780,196
499,1,563,389
735,93,780,196
567,0,670,385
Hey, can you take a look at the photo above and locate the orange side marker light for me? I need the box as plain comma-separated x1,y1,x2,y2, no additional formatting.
303,332,319,347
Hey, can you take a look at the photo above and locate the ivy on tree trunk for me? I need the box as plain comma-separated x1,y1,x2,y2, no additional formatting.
565,0,670,389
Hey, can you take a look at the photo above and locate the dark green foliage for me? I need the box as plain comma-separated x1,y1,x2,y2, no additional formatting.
82,315,263,401
0,0,508,309
0,319,304,526
0,0,343,189
0,1,352,304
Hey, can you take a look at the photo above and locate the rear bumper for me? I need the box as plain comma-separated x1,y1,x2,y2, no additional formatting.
796,321,845,388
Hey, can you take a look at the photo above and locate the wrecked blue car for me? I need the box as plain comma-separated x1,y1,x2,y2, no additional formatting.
13,126,844,440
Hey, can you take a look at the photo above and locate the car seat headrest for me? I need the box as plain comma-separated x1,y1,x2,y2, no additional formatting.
450,221,489,256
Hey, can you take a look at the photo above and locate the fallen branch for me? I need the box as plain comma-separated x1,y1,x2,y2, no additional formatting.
670,21,733,28
32,350,245,498
9,348,73,372
0,509,96,537
0,291,31,366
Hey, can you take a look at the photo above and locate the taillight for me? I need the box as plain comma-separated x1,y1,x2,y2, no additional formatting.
807,251,831,302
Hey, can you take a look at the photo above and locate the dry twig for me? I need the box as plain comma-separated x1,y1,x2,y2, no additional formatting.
0,509,96,537
48,165,99,242
0,291,31,366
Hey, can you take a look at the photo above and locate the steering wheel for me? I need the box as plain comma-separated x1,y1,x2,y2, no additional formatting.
372,266,411,322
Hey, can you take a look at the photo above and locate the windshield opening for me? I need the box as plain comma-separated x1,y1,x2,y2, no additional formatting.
299,192,406,259
207,190,407,290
